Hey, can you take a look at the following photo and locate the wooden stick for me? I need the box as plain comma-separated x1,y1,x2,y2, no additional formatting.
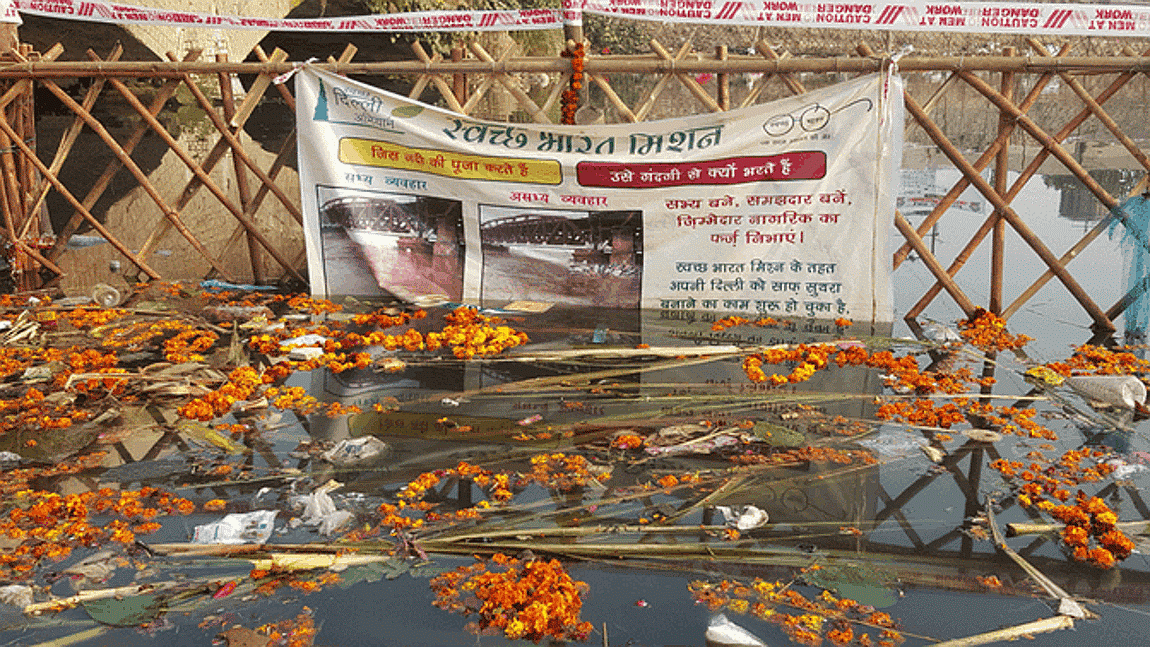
898,80,1114,330
892,46,1067,269
411,42,466,114
137,48,289,262
650,39,722,113
0,108,159,278
40,78,236,280
45,49,200,264
469,41,550,123
217,52,262,284
930,616,1074,647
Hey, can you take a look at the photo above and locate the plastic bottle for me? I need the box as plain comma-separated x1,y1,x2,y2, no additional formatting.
91,283,121,308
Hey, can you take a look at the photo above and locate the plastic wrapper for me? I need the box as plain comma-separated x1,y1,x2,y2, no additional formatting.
193,510,278,544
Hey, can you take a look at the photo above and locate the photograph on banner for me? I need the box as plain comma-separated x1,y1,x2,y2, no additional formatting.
296,65,901,323
478,205,642,308
315,185,464,303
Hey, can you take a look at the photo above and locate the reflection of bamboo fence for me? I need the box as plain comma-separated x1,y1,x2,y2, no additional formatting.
3,35,1149,332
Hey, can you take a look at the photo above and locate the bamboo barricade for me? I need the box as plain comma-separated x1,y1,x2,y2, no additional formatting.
0,36,1143,336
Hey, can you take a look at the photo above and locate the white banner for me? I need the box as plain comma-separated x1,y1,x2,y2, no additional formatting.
296,67,900,322
12,0,1150,37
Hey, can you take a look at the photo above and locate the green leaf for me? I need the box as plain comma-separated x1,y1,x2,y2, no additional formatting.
753,422,805,447
83,594,166,627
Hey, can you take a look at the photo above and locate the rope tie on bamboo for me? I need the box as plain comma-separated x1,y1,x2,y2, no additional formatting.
0,137,36,154
272,57,318,85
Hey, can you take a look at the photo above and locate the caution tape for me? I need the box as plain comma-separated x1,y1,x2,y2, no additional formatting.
7,0,1150,38
8,0,560,31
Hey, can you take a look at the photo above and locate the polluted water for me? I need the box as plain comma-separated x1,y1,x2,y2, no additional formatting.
1,175,1150,646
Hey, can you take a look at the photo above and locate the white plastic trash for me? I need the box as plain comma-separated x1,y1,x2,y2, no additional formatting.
1065,375,1147,410
91,283,121,308
320,436,392,467
705,613,768,647
714,505,770,531
193,510,277,544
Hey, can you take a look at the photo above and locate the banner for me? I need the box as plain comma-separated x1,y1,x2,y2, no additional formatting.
14,0,1150,38
296,66,900,322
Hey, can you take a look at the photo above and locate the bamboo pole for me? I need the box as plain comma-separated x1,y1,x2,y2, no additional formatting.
39,78,236,280
7,55,1150,78
896,76,1115,330
469,41,550,123
892,58,1059,270
21,45,120,242
406,48,439,101
14,44,36,245
650,39,722,113
45,49,200,265
0,114,89,278
102,73,304,283
716,45,729,111
175,70,303,227
217,52,261,284
634,40,691,122
586,71,636,123
461,46,504,116
136,48,290,263
0,113,159,278
931,616,1074,647
1029,39,1150,176
990,47,1014,315
411,41,466,114
0,43,61,112
894,212,977,317
452,46,466,105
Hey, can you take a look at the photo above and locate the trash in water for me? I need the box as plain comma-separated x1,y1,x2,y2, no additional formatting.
1065,375,1147,410
193,510,278,545
0,585,32,608
319,436,392,467
294,481,354,536
90,283,121,308
704,613,768,647
714,505,770,531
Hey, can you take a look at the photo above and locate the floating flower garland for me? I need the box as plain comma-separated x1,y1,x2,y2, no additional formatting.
430,553,594,643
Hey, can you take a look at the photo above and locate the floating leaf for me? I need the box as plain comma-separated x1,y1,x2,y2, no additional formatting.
178,420,248,454
83,593,165,627
752,422,805,447
801,563,898,608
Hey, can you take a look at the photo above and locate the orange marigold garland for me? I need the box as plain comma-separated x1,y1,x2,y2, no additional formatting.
560,41,585,125
430,553,593,643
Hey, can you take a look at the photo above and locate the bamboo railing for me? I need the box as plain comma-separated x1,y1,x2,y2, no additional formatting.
0,35,1147,334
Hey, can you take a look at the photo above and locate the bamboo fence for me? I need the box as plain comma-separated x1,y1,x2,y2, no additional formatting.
0,34,1147,333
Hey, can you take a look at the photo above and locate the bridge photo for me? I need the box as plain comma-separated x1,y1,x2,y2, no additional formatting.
479,205,643,308
318,188,464,303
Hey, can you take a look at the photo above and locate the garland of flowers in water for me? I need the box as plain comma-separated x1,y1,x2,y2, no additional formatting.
560,40,585,125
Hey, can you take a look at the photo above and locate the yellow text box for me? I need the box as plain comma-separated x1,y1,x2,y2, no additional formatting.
339,138,561,185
